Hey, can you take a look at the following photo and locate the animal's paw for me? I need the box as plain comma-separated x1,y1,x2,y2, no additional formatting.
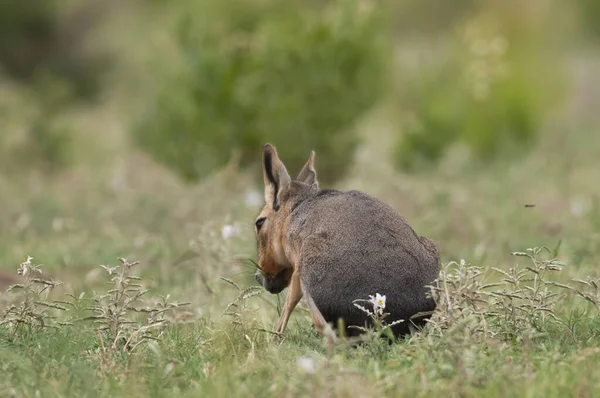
273,331,285,345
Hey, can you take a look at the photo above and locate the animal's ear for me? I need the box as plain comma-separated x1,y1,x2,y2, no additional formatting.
262,144,291,210
296,150,318,188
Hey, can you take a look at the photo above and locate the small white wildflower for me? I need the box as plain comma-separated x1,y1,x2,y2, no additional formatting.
355,145,369,161
296,357,316,374
244,190,262,208
18,255,34,277
570,199,585,217
221,224,241,240
474,243,486,259
369,293,386,313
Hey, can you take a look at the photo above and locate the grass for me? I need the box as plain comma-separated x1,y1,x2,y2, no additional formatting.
3,8,600,398
3,111,600,396
3,93,600,396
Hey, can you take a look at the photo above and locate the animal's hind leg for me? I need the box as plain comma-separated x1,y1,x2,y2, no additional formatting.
302,288,338,351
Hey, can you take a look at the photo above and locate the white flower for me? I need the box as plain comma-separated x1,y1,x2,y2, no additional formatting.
221,224,241,240
296,357,316,374
570,199,585,217
369,293,386,313
18,255,34,277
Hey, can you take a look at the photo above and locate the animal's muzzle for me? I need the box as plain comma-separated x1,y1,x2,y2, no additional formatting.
255,268,290,294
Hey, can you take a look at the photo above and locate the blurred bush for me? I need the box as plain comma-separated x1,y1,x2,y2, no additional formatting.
578,0,600,41
0,0,109,100
390,0,476,38
133,0,389,185
0,76,75,174
394,9,566,170
0,0,111,174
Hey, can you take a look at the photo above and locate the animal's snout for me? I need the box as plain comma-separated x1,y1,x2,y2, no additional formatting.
255,268,290,294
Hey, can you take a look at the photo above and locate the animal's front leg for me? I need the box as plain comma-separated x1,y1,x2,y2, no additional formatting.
275,270,303,335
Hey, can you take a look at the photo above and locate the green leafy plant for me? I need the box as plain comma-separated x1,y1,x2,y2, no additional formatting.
424,247,598,343
218,277,276,361
0,256,67,340
221,277,264,328
578,0,600,40
346,293,408,356
134,0,389,185
0,0,108,100
394,12,565,170
351,293,406,338
80,258,190,353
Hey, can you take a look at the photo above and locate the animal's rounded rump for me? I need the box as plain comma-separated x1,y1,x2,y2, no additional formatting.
292,189,440,337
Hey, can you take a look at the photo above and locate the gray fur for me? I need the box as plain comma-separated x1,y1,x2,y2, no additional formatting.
287,184,440,337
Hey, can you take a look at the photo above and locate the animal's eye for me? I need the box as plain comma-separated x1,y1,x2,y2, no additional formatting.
255,217,266,230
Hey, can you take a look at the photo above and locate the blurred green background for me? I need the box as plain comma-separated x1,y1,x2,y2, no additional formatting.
1,0,600,289
2,0,595,182
3,1,600,395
